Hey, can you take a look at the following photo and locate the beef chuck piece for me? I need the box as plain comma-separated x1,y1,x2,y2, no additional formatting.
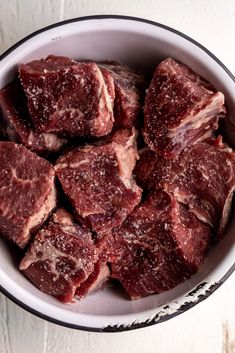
111,190,212,299
99,62,146,129
55,128,142,235
0,142,56,248
143,58,226,158
19,55,114,137
0,81,67,154
20,209,98,303
135,137,235,236
75,263,110,299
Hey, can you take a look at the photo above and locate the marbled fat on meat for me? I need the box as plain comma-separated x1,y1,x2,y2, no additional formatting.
55,128,142,235
143,58,226,158
20,209,98,303
0,142,56,248
0,81,67,154
99,67,116,108
19,55,114,138
99,62,146,128
135,138,235,236
111,190,212,299
1,54,233,302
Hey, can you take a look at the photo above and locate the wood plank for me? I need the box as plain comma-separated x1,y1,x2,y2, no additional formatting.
0,294,45,353
0,0,61,53
44,276,229,353
0,295,12,353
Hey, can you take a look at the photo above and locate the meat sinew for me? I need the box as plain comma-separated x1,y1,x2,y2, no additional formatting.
143,58,226,158
99,62,146,129
19,55,114,138
111,190,212,299
55,128,142,235
0,142,56,248
135,137,235,236
0,81,67,154
20,209,98,303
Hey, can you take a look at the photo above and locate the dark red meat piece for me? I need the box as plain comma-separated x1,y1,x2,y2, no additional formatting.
20,209,98,303
0,81,67,154
19,55,114,137
75,262,110,299
111,190,212,299
143,58,226,158
55,128,142,235
135,137,235,236
0,142,56,248
99,62,146,128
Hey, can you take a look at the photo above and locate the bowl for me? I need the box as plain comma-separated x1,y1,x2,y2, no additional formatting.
1,15,235,332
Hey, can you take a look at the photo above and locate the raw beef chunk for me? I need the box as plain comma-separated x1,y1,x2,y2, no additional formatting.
76,263,110,299
143,58,226,158
135,137,235,235
99,62,146,128
55,128,142,234
20,209,98,303
0,81,67,154
0,142,56,248
19,55,114,137
111,190,212,299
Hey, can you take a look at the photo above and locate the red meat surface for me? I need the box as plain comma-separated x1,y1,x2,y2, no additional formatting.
76,263,110,299
20,209,98,303
19,55,114,138
55,128,142,235
99,62,146,128
0,142,56,248
135,138,235,236
143,58,226,158
0,81,67,154
111,190,212,299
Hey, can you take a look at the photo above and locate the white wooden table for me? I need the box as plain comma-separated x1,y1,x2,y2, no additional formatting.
1,1,235,352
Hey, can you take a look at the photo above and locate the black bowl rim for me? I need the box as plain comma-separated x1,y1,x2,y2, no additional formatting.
0,14,235,333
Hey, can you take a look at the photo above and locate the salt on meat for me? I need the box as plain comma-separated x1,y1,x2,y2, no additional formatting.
143,58,226,158
19,55,114,138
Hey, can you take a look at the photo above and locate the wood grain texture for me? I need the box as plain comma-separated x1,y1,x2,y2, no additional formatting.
1,1,235,352
0,294,45,353
0,0,61,53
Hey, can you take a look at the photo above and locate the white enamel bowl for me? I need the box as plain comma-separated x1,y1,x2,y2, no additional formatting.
1,15,235,332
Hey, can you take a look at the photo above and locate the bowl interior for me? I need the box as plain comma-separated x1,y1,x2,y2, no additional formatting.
1,17,235,330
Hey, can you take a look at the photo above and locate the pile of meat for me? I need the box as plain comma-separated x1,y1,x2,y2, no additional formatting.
0,55,234,303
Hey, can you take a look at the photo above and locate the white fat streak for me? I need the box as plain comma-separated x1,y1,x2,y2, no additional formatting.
219,159,235,234
27,131,35,146
95,66,115,127
113,129,139,189
55,159,90,170
19,233,86,282
56,107,85,118
173,189,213,227
41,133,67,151
168,92,224,136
